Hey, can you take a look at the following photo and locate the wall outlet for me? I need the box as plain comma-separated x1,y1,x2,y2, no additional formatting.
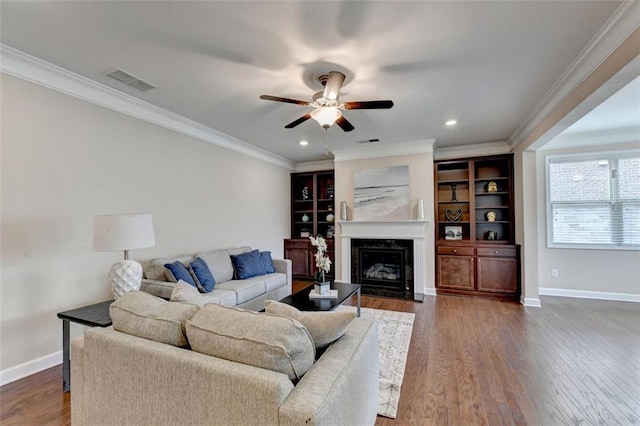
551,269,559,278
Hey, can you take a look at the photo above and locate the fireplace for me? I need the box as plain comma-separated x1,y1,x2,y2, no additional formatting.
339,220,430,301
351,239,413,299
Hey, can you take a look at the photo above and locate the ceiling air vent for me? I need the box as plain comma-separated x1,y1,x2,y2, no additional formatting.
357,138,380,144
105,68,157,92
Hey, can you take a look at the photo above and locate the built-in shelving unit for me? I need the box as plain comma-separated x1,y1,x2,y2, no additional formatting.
286,170,335,279
434,154,520,300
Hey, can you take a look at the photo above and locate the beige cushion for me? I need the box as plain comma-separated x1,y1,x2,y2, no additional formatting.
170,280,207,307
196,250,234,283
145,255,194,281
110,291,199,347
186,304,315,381
264,300,356,348
215,278,266,304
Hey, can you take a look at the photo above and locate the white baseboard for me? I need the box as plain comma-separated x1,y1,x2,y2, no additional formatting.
423,288,437,297
0,351,62,386
539,287,640,303
520,296,542,307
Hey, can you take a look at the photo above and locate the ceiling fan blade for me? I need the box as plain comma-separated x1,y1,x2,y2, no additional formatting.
260,95,309,106
343,100,394,110
285,114,312,128
335,116,355,132
323,71,346,100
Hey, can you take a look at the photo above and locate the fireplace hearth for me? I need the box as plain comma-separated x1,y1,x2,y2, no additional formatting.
351,239,413,299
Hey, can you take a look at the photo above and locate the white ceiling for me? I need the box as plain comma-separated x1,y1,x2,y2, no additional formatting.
0,1,633,163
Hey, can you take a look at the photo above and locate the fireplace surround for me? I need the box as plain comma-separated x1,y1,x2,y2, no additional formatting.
339,220,429,301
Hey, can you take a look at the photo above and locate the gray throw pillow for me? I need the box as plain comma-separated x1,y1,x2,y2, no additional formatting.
186,303,315,381
264,300,356,348
110,291,199,347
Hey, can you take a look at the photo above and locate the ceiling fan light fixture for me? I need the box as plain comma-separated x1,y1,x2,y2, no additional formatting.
311,107,342,129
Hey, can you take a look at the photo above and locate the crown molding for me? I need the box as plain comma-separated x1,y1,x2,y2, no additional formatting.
509,1,640,149
0,44,295,170
332,139,435,162
434,141,511,160
294,159,335,173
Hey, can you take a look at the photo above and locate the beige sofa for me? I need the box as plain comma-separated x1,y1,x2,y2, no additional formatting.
140,246,292,311
71,296,380,426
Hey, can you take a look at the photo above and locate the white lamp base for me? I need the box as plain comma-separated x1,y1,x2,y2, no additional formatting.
109,260,143,299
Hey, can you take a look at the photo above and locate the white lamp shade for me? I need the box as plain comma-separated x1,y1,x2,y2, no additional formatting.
311,107,342,128
93,213,155,251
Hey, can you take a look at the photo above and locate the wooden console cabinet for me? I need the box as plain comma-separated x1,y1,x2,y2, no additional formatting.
284,238,335,279
434,154,520,300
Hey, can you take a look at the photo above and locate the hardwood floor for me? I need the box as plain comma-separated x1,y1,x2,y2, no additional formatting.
1,285,638,425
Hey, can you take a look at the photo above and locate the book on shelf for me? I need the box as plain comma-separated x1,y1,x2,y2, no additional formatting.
309,289,338,299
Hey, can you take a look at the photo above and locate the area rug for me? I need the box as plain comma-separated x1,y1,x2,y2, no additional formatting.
337,306,415,418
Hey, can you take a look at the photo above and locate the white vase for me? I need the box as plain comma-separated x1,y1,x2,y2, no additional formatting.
314,281,331,295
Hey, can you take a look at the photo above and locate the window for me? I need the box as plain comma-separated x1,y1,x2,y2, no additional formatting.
546,151,640,250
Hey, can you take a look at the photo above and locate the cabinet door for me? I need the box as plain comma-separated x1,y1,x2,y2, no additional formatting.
287,247,310,277
477,256,517,293
437,255,475,290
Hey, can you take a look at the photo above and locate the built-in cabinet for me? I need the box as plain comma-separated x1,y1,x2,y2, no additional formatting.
285,170,335,280
434,154,520,300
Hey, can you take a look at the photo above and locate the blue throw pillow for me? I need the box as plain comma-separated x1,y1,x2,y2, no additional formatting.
231,249,266,279
260,251,276,274
164,261,196,287
189,257,216,293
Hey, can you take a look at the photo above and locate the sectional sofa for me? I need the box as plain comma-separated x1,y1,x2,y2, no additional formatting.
71,292,380,425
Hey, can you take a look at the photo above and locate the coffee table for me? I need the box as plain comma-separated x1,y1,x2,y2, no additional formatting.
278,281,361,316
57,300,113,392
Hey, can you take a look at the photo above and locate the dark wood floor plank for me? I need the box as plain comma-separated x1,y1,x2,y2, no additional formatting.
1,286,638,426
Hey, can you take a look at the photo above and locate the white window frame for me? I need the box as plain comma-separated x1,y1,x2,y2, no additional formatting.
545,149,640,251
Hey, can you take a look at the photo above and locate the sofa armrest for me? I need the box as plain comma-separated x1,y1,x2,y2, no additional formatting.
279,317,379,426
140,279,176,299
272,258,292,292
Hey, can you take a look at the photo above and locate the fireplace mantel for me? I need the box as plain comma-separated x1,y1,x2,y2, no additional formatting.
338,220,429,301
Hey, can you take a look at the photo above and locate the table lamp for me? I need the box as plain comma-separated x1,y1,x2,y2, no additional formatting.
93,213,155,299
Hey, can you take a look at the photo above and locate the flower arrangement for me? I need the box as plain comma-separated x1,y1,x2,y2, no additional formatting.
309,235,331,284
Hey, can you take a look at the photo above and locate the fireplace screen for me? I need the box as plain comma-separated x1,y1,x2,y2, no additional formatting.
359,248,404,289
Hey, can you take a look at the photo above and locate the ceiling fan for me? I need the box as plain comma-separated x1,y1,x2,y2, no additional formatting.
260,71,393,132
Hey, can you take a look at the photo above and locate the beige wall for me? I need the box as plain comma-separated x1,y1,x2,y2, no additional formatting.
0,74,291,374
333,150,435,294
536,143,640,295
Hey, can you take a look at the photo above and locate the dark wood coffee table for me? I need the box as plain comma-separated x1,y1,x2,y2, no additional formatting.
279,281,361,316
57,300,113,392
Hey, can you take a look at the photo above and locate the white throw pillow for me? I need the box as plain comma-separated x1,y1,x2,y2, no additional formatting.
170,280,207,307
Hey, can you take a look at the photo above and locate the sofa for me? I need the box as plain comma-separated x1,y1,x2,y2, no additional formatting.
140,246,292,311
71,292,380,425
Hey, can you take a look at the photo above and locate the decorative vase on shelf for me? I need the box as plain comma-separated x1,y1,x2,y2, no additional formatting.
301,213,310,222
326,205,335,223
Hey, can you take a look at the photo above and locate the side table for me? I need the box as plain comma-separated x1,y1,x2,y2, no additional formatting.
57,300,113,392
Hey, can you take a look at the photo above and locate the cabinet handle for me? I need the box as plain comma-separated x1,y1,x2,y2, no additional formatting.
470,258,474,262
495,250,499,254
453,249,457,253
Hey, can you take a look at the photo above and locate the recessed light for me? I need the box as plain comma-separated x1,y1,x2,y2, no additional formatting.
299,140,309,146
445,120,457,126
